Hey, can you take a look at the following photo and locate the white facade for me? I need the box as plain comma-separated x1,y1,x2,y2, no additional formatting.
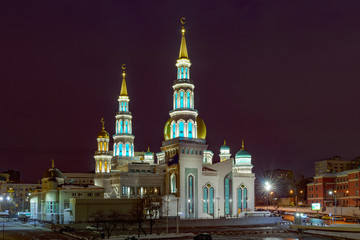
93,22,256,219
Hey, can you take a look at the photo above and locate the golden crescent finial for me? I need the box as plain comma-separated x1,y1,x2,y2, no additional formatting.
241,139,245,150
122,64,126,70
180,17,186,25
51,159,55,168
224,139,226,145
101,118,105,130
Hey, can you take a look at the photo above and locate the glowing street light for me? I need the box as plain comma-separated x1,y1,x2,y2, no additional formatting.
264,182,272,210
329,190,337,224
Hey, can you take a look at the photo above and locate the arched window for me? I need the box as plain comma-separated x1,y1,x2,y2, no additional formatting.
188,122,193,138
181,67,184,79
188,175,194,215
224,174,232,216
114,144,117,156
186,149,189,154
179,122,184,137
187,92,190,108
116,122,119,134
124,102,127,111
125,121,128,133
121,102,124,111
104,142,107,151
185,67,188,79
119,143,123,156
180,92,184,108
177,68,180,79
182,148,185,154
209,187,214,215
120,121,123,133
203,187,208,213
131,145,134,157
238,188,242,212
195,150,198,155
99,142,103,151
243,188,247,210
126,143,129,157
175,93,178,109
172,123,176,138
105,161,107,172
170,173,176,193
99,161,102,172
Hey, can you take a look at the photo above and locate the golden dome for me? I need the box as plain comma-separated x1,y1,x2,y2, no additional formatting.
164,118,172,140
196,116,206,139
97,129,109,139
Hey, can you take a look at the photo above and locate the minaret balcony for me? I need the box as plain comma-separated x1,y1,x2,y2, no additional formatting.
162,137,206,146
94,151,113,156
169,108,198,117
116,111,132,115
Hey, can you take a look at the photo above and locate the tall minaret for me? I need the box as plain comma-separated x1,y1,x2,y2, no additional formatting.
94,118,112,173
164,18,206,141
113,64,135,163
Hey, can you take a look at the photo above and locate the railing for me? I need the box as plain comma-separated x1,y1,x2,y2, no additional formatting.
162,137,206,146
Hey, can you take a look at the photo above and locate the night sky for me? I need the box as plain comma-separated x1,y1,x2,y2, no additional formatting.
2,1,360,183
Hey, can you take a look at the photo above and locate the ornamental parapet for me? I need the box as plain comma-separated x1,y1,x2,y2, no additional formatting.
94,151,113,156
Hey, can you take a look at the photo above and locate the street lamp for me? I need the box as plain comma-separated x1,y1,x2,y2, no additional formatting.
329,190,337,224
265,182,272,211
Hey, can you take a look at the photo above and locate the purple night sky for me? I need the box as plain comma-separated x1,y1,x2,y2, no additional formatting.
1,1,360,182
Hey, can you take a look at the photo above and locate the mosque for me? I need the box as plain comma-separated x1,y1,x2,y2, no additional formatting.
94,21,256,219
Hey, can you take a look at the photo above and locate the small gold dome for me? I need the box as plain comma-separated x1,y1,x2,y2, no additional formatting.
196,116,206,139
97,129,109,139
164,118,172,140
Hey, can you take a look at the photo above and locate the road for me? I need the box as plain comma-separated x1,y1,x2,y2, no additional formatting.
2,221,74,240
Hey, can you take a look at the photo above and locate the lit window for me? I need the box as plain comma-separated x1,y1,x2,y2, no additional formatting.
179,122,184,137
119,143,123,156
124,102,127,111
120,121,123,133
172,123,176,138
175,93,177,109
181,67,184,79
180,92,184,108
188,122,193,138
187,92,190,108
121,102,124,111
125,121,128,133
126,144,129,157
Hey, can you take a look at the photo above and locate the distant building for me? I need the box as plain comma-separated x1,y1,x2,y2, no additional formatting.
0,170,20,183
0,182,40,213
307,168,360,207
30,161,104,224
315,156,360,176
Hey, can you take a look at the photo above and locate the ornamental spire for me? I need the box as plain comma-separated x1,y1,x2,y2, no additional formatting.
51,159,55,168
178,17,189,59
241,139,245,150
120,64,128,96
101,118,105,130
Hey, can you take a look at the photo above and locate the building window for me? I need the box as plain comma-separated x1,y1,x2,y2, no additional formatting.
224,174,232,215
87,193,92,197
203,187,208,213
170,173,176,194
180,92,184,108
179,122,184,137
175,93,178,109
126,144,130,157
188,175,194,215
188,122,193,138
209,187,214,215
125,121,128,133
120,121,123,133
187,92,190,108
172,123,176,138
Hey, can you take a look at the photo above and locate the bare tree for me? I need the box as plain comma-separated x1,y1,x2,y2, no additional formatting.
145,194,162,235
92,210,127,239
130,199,147,238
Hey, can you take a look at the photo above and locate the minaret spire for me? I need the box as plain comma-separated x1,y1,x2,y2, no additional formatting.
179,17,189,59
120,64,128,96
241,139,245,150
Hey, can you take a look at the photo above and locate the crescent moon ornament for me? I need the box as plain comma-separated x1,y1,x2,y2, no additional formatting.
122,64,126,70
180,17,186,25
101,118,105,129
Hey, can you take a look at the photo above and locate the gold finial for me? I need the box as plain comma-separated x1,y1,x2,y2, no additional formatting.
147,146,150,152
120,64,128,96
101,118,105,130
241,139,245,150
51,159,55,168
122,64,126,77
224,139,226,145
178,17,189,59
